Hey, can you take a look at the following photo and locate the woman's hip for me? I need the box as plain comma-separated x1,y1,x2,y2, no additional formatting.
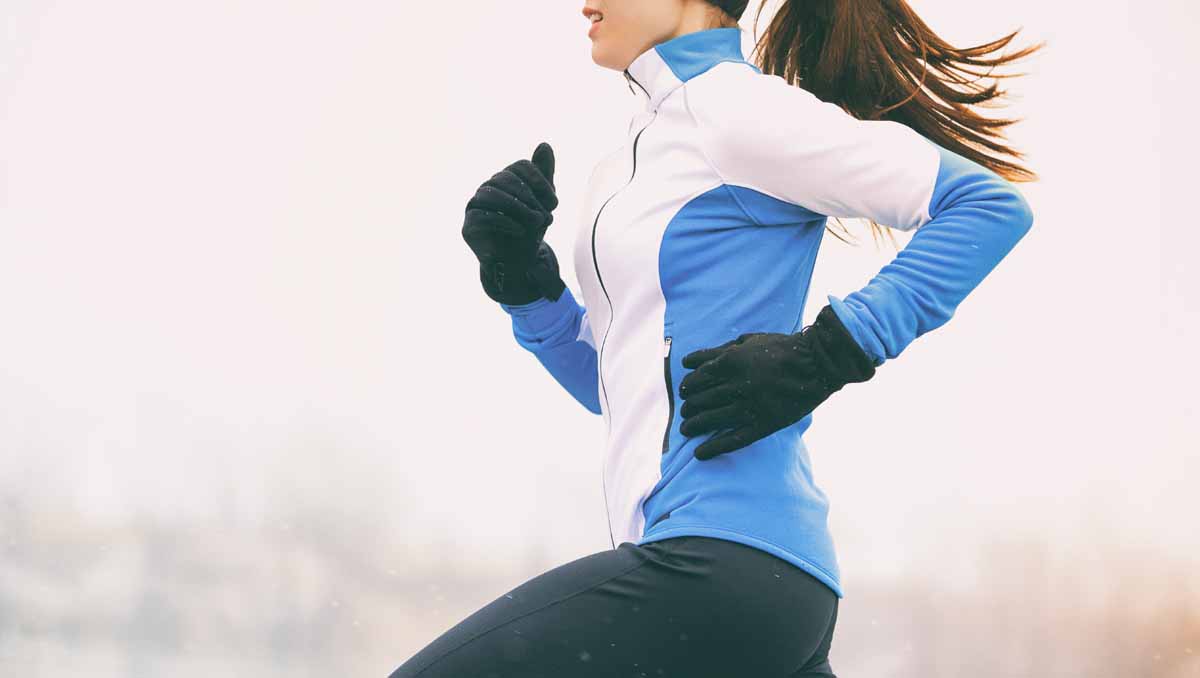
387,535,839,678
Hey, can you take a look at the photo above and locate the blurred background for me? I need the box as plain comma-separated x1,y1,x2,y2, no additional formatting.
1,0,1196,676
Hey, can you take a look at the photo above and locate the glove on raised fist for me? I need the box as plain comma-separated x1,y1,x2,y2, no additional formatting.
462,141,567,306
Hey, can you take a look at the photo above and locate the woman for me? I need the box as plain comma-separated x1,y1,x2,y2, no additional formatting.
395,0,1041,676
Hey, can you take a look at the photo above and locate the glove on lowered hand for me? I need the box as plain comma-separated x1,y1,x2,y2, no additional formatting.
677,304,878,461
462,141,567,306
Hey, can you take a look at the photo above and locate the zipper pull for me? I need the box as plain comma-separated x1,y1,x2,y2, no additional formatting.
664,336,672,357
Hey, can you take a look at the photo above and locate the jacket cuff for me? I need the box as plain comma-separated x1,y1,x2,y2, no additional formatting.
500,285,582,336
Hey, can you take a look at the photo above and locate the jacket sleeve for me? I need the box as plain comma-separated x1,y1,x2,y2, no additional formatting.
499,285,602,415
687,64,1035,366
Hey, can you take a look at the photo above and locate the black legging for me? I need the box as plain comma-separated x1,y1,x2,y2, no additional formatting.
387,536,839,678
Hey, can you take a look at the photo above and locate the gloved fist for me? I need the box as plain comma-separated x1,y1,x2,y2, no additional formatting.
677,305,878,461
462,141,566,305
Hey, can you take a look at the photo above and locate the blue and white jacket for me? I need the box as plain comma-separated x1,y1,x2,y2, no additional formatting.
498,26,1033,598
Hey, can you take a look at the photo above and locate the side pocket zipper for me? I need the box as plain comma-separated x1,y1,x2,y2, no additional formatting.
662,335,674,455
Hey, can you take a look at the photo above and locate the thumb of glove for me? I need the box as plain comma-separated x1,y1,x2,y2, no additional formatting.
531,141,555,191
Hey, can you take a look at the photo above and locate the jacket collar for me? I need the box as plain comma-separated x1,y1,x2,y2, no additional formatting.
622,27,751,111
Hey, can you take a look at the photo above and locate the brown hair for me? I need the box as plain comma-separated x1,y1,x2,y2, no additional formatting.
704,0,1045,248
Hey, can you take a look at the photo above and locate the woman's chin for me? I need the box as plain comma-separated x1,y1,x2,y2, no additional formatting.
589,47,620,71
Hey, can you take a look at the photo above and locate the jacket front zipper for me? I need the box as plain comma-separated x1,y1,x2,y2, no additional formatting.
662,335,674,454
594,72,656,549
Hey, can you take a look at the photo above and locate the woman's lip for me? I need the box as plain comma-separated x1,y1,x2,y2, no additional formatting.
589,19,602,37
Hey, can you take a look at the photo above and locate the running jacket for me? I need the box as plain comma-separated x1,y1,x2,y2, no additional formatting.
498,26,1033,598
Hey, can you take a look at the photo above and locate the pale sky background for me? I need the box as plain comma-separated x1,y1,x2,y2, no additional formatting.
1,0,1196,597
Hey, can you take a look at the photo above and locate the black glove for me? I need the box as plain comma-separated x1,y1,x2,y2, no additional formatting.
677,304,877,461
462,141,567,306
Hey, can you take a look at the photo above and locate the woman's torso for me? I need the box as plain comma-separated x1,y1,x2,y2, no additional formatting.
570,27,846,598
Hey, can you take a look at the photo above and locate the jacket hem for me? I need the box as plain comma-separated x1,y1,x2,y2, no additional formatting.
635,524,844,599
